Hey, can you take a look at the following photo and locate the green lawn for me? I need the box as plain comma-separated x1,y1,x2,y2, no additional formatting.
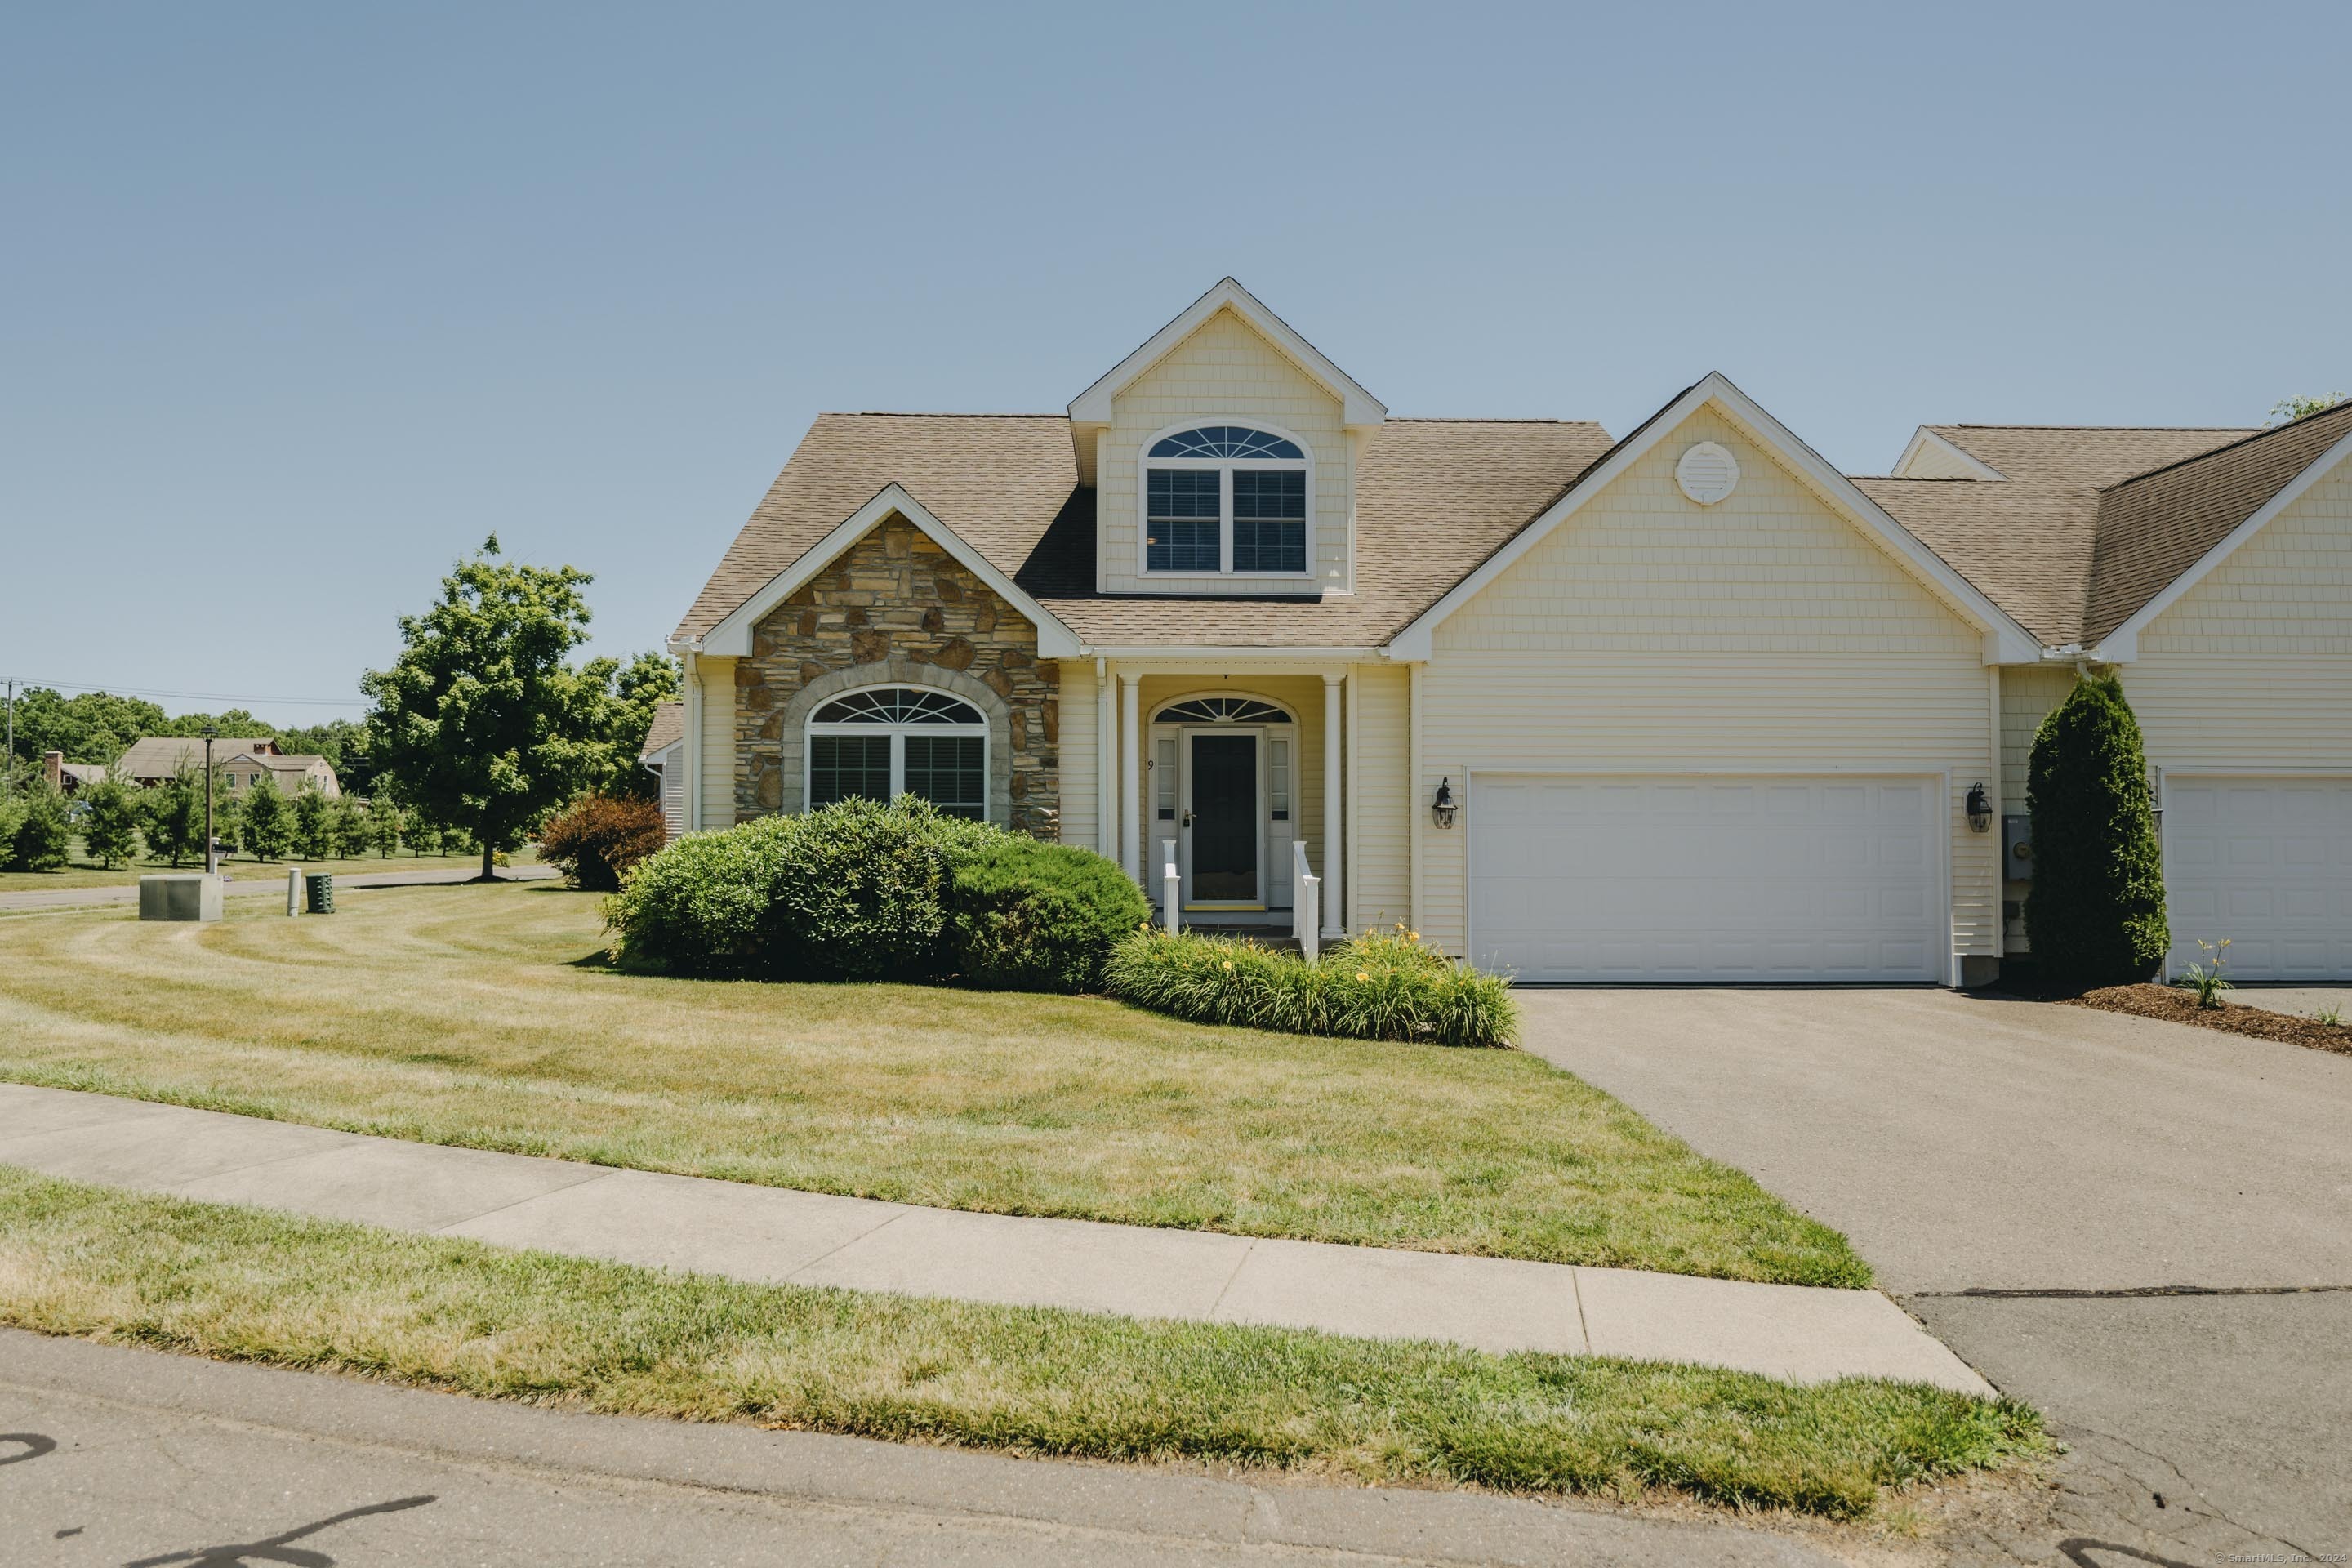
0,1168,2042,1517
0,837,534,894
0,882,1869,1287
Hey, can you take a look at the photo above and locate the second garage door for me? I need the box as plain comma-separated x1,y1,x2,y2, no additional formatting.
1469,773,1944,982
2164,776,2352,981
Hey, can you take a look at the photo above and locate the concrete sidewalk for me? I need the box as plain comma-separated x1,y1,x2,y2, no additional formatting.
0,1081,1988,1394
0,863,557,912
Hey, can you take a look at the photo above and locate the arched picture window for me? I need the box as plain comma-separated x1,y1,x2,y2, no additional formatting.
806,687,987,820
1143,425,1309,576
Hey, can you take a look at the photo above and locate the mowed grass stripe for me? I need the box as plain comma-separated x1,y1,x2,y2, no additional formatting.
0,1167,2040,1517
0,884,1868,1287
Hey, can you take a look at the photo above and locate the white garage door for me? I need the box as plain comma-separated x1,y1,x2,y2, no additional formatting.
1469,774,1944,982
2164,777,2352,981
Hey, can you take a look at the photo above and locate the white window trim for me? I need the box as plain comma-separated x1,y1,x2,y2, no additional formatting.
804,688,991,820
1135,419,1316,581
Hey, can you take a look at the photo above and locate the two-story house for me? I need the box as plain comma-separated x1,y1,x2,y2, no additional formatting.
669,279,2352,986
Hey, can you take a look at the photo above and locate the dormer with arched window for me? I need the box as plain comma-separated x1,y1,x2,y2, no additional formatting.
1066,278,1386,599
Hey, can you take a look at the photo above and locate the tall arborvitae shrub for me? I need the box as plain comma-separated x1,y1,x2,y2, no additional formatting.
2023,674,2168,987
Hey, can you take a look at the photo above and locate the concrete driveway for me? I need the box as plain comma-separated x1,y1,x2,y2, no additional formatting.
1521,988,2352,1565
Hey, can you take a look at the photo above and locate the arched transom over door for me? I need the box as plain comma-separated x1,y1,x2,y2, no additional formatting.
806,686,988,820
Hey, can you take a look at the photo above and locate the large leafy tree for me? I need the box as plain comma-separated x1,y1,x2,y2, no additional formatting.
2023,674,2169,987
361,538,609,881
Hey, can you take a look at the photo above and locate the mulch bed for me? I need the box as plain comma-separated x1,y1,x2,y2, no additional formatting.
2065,983,2352,1056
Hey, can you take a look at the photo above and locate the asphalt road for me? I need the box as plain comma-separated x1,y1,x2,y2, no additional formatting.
1520,986,2352,1566
0,1328,1838,1568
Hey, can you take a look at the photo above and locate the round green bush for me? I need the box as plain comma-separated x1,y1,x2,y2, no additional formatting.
948,837,1152,992
604,796,1132,988
603,813,797,975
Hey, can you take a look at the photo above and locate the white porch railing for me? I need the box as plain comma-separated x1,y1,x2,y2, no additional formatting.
1292,841,1320,963
1160,839,1180,934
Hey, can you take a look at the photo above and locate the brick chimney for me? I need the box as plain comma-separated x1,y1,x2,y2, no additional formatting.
42,751,63,791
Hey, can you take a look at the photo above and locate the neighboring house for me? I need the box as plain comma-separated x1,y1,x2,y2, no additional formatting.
40,753,109,794
668,278,2352,985
639,701,687,841
116,737,342,799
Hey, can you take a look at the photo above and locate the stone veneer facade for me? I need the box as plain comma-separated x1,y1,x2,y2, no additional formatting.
734,513,1060,836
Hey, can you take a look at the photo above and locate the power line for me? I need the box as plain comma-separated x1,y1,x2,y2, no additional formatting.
1,676,370,710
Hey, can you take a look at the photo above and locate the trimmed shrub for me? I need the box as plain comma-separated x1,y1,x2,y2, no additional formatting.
603,813,797,975
6,783,71,872
1102,924,1519,1049
538,792,668,892
948,837,1152,992
605,796,1001,982
2023,673,2169,987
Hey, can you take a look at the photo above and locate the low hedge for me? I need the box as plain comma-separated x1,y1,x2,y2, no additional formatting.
950,836,1150,992
1102,924,1518,1049
604,797,1127,989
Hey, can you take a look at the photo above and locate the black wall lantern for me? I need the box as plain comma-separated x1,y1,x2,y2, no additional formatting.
1432,777,1458,830
1966,782,1993,833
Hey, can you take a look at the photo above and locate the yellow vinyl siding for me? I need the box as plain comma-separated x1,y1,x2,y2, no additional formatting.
2129,456,2352,772
697,656,737,831
1057,660,1098,850
1348,662,1411,932
1999,664,2077,804
1100,309,1349,595
1417,410,1998,966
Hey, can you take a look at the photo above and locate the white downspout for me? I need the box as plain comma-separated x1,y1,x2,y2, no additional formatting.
1095,657,1111,860
681,650,702,833
1987,664,2002,971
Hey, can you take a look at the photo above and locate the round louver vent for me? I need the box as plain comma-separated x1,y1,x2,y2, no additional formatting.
1675,441,1740,506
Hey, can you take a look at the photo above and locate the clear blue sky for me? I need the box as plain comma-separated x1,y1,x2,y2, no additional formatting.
5,2,2345,727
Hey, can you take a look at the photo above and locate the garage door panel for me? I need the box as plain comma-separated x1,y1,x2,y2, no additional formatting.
2167,777,2352,982
1470,774,1943,983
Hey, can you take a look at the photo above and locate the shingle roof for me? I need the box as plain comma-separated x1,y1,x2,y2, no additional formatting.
673,415,1078,644
116,737,278,779
675,415,1613,649
639,701,685,759
677,406,2350,659
2085,400,2352,641
1856,423,2267,646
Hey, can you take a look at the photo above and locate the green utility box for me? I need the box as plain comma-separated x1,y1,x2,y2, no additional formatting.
305,873,335,915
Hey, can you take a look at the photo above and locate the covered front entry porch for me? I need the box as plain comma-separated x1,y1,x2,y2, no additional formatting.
1098,666,1352,940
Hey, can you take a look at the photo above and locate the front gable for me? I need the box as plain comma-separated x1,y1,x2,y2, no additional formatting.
1432,407,1985,657
733,511,1061,835
1388,375,2042,663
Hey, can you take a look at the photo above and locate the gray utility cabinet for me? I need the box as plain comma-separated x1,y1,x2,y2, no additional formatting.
139,874,224,922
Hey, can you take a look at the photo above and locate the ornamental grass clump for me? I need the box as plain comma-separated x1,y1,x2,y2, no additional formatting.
1103,922,1517,1049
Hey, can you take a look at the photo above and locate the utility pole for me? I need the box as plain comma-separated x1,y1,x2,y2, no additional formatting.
202,724,220,876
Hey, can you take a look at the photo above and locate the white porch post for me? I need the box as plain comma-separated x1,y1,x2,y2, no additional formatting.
1120,672,1143,884
1321,672,1343,938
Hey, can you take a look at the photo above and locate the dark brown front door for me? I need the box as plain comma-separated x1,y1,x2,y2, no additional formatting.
1189,734,1258,902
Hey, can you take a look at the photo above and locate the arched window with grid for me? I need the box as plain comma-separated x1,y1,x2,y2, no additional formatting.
804,687,988,820
1143,425,1310,576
